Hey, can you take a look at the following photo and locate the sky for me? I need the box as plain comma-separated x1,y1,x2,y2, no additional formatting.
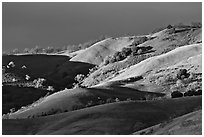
2,2,202,52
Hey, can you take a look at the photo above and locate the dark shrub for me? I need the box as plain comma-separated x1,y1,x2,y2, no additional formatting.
103,59,110,65
138,37,148,44
115,55,122,62
131,46,139,55
184,90,195,96
109,56,117,63
121,47,132,56
97,100,105,105
194,89,202,96
132,37,148,46
171,91,183,98
177,69,188,79
114,51,120,57
106,98,115,103
191,22,202,28
167,24,173,29
72,104,84,111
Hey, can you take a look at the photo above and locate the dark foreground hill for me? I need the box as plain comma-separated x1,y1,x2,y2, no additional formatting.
134,109,202,135
2,96,201,135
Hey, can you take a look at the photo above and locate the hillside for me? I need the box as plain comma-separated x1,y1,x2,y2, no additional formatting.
81,27,202,87
70,37,135,65
5,86,164,119
133,109,202,135
2,96,201,135
108,43,201,82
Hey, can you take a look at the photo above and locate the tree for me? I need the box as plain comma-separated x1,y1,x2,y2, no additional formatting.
34,45,43,53
121,47,131,56
47,86,54,91
10,108,15,113
191,22,202,28
109,56,117,63
177,69,189,79
194,89,202,96
103,56,112,65
33,78,46,88
23,48,30,53
167,24,173,29
12,48,19,54
171,91,183,98
131,46,139,55
115,98,120,102
75,74,85,83
137,49,143,54
106,98,114,103
184,90,194,97
45,46,55,53
186,81,202,92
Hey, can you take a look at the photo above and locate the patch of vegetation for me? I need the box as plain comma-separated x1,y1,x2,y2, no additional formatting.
103,45,153,65
131,36,148,46
177,69,190,80
171,91,183,98
5,36,109,55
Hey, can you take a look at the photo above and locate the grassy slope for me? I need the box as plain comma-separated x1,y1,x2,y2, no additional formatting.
133,109,202,135
7,86,164,119
3,96,201,135
70,37,134,65
82,28,202,87
137,53,202,94
108,43,201,82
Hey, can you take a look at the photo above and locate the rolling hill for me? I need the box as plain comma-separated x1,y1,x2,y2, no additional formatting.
2,96,201,135
133,109,202,135
70,37,135,65
106,43,202,83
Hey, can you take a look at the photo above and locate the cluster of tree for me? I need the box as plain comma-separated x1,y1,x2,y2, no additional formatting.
32,78,55,91
5,36,109,55
85,97,121,108
131,36,148,47
151,22,202,34
103,45,152,65
171,88,202,98
73,74,86,87
173,22,202,29
176,69,190,80
24,97,123,118
7,46,64,55
170,69,202,98
67,35,109,53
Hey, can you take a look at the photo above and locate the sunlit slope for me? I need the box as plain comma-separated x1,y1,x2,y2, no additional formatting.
70,37,134,65
108,43,201,82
